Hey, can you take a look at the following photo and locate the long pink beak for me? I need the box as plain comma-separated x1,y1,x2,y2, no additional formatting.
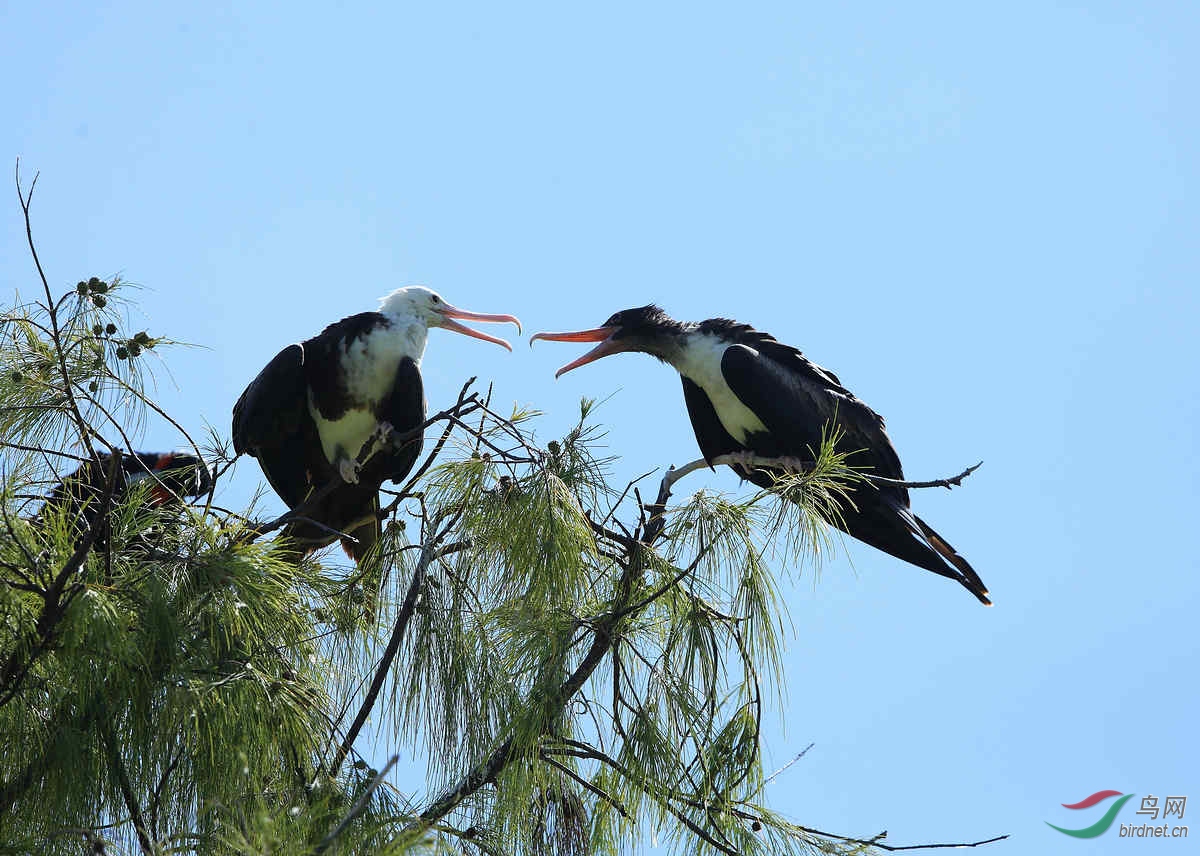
436,304,522,351
529,327,624,377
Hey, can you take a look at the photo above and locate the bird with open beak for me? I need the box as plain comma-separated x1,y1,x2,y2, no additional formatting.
531,305,989,605
234,286,520,562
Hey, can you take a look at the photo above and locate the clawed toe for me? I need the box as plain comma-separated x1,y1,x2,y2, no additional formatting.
338,457,361,484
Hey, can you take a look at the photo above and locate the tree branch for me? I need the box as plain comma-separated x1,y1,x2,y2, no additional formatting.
540,754,630,820
0,445,120,707
314,754,400,855
326,523,466,779
794,825,1010,852
96,698,154,856
642,454,983,542
411,514,653,833
15,161,99,466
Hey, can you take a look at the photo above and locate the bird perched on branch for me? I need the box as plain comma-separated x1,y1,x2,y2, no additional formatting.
532,305,990,605
232,286,520,562
38,451,211,548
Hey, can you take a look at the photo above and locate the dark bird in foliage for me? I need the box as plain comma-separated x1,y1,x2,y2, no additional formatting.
40,451,211,546
532,305,990,605
232,287,520,562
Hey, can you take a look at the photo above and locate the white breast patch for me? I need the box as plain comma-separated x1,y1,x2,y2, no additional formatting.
673,335,767,443
312,322,426,465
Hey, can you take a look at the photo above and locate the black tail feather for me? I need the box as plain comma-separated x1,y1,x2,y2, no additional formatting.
839,497,992,606
913,515,991,606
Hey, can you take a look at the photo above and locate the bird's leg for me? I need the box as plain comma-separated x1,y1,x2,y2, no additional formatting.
721,451,761,472
714,452,812,475
347,422,396,480
774,456,812,474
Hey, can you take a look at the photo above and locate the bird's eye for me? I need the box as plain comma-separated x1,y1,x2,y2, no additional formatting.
431,295,441,304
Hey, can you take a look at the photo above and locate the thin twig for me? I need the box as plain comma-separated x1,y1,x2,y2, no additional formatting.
794,825,1010,852
313,754,400,855
398,378,477,496
15,161,99,466
0,441,90,465
864,461,983,490
613,529,711,620
763,742,814,785
239,390,482,545
541,754,630,819
326,526,467,778
96,698,154,856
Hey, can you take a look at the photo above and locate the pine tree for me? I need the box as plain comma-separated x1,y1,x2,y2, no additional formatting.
1,173,1004,855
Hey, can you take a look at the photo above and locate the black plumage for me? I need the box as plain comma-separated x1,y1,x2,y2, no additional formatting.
532,305,990,605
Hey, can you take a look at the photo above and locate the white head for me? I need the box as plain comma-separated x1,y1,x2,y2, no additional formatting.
377,286,522,350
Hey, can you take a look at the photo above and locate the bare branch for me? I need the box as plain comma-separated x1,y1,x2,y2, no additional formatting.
326,523,467,778
641,454,983,544
15,160,99,465
397,377,478,496
793,825,1010,852
763,742,814,785
863,461,983,490
662,454,981,495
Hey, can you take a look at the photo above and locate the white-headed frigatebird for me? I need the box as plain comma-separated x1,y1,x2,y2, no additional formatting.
531,305,989,605
233,286,520,562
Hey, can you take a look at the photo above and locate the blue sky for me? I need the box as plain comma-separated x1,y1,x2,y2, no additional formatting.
2,2,1196,853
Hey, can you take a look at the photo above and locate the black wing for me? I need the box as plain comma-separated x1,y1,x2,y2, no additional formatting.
232,343,307,455
363,355,426,487
231,342,315,507
723,342,990,604
721,342,905,490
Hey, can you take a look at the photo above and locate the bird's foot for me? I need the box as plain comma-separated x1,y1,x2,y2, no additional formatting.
722,451,810,475
337,456,361,484
725,451,760,471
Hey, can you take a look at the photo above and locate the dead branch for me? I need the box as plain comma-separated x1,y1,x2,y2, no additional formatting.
794,825,1010,852
641,454,983,543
